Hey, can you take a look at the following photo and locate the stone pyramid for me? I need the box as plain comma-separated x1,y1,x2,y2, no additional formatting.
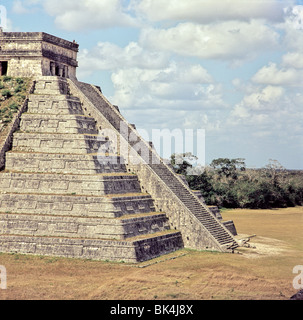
0,77,185,262
0,76,238,262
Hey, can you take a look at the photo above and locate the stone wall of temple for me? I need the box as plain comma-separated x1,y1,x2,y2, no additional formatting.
0,32,78,79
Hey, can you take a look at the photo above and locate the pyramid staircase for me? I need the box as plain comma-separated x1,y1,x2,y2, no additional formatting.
150,165,238,249
0,77,184,263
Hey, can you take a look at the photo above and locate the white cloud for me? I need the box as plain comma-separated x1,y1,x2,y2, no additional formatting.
139,20,280,61
154,63,213,84
107,68,227,135
43,0,138,31
282,52,303,69
240,85,285,111
224,84,303,152
12,0,30,14
227,84,302,138
78,41,169,76
252,62,303,87
77,41,219,112
182,109,224,134
284,5,303,30
11,0,42,14
228,85,286,129
132,0,293,23
282,27,303,52
279,5,303,52
109,62,221,110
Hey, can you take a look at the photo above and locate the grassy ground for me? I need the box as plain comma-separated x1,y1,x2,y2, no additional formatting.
0,206,302,300
0,76,32,144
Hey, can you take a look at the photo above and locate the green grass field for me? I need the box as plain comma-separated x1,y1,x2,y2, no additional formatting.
0,206,302,300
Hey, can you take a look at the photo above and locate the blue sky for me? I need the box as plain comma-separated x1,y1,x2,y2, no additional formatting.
1,0,303,169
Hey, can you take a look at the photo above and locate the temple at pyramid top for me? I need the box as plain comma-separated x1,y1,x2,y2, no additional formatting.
0,30,79,79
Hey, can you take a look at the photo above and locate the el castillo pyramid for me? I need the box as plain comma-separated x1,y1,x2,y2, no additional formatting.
0,31,238,263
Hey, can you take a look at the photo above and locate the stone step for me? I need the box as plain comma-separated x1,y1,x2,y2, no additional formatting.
33,77,71,95
208,206,223,220
0,212,170,240
222,220,237,236
12,132,108,154
27,94,84,115
20,113,98,135
0,172,142,196
0,193,156,218
0,231,184,263
5,152,127,174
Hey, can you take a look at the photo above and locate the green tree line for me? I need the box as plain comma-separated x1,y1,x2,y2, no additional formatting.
171,154,303,209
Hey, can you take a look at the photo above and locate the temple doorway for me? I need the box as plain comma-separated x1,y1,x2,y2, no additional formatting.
0,61,8,76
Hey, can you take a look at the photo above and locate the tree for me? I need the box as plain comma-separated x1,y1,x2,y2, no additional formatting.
170,152,198,175
210,158,246,179
171,154,303,209
263,159,286,186
186,168,216,204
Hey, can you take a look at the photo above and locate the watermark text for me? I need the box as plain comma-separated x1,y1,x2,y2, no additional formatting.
0,5,7,29
0,265,7,290
96,122,206,175
293,265,303,290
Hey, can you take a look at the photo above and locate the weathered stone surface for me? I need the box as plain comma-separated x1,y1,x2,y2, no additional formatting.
33,77,71,95
27,95,83,115
0,193,156,218
222,220,237,236
0,232,183,263
0,212,170,240
207,206,223,220
0,32,78,79
5,152,127,174
12,132,107,154
0,172,141,196
20,114,98,135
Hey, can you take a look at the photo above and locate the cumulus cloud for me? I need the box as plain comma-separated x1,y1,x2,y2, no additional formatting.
78,41,169,76
76,40,220,113
237,85,285,112
284,5,303,30
109,62,221,111
226,84,303,147
279,5,303,53
282,52,303,69
139,20,280,61
252,63,303,87
42,0,137,31
132,0,293,23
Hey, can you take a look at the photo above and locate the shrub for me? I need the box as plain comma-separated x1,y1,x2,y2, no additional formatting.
14,85,23,94
9,102,19,112
15,78,24,85
2,76,12,82
1,89,12,98
0,106,8,114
